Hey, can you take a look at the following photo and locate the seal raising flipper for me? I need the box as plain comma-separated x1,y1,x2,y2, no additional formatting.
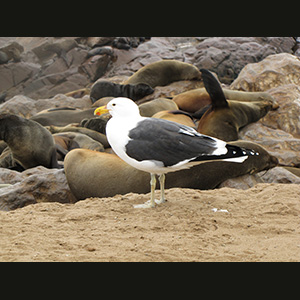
200,69,229,109
197,69,273,141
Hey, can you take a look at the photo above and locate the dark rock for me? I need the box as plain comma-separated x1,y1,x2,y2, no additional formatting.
0,41,24,63
0,167,76,211
31,38,78,65
230,53,300,92
85,37,150,50
239,123,300,167
0,51,9,64
1,37,295,100
0,167,24,184
220,167,300,189
193,37,296,84
79,54,113,82
0,62,39,95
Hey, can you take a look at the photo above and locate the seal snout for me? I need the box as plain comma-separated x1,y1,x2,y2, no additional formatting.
269,155,279,169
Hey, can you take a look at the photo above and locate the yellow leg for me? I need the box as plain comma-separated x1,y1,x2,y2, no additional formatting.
150,173,157,207
158,174,166,204
133,173,157,208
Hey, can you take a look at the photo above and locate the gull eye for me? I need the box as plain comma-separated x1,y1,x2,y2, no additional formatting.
112,103,116,106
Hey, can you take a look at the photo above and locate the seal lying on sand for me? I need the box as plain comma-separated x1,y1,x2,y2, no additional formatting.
64,141,278,200
0,114,60,170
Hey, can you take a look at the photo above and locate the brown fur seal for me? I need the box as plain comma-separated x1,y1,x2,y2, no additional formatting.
53,135,77,160
138,98,178,117
64,151,150,199
0,140,7,154
86,46,116,58
165,140,278,190
80,114,111,135
197,69,273,141
90,80,154,103
0,114,60,170
64,141,278,200
53,132,105,152
172,87,277,114
123,60,202,88
30,107,96,127
282,166,300,178
152,110,195,127
47,125,110,148
0,147,17,169
64,88,90,98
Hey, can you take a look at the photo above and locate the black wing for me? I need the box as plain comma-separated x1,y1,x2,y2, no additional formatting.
125,118,221,167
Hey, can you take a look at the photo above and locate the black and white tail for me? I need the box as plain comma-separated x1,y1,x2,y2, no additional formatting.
191,143,259,164
220,144,260,163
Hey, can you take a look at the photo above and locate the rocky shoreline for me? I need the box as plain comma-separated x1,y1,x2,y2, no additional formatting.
0,37,298,100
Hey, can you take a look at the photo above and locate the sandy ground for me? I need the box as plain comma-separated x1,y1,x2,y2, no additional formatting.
0,183,299,262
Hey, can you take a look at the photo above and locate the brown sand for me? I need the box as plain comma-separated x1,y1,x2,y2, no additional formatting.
0,183,299,262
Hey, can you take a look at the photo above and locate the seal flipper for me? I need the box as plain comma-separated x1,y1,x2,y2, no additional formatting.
50,147,64,169
200,69,229,109
55,144,69,158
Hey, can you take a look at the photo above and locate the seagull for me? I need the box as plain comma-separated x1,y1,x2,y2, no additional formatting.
94,97,257,208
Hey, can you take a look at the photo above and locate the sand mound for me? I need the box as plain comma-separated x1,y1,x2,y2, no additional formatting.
0,183,299,262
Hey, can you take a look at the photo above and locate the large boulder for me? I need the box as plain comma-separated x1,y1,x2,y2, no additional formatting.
0,166,76,211
261,84,300,138
239,123,300,167
230,53,300,167
192,37,296,84
0,41,24,63
0,62,40,94
230,53,300,91
0,37,152,100
0,38,106,99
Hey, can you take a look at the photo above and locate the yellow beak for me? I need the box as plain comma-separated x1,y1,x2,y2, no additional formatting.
94,105,109,116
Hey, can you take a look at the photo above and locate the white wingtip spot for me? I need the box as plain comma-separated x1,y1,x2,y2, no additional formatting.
222,155,248,163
